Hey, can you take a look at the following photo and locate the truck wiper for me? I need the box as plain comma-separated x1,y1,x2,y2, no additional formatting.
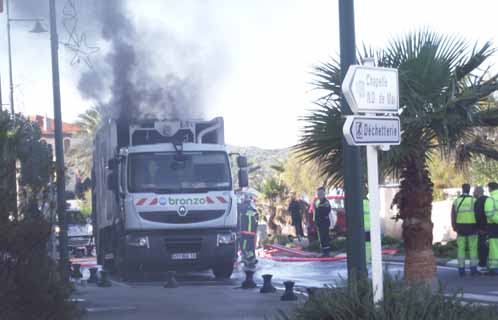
153,188,177,194
178,187,210,194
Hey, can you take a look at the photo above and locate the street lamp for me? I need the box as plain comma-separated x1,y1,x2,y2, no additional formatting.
5,0,48,116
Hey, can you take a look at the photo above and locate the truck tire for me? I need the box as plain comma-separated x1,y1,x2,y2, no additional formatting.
212,262,234,279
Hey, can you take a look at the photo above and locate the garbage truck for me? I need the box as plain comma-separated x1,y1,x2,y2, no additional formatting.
92,117,248,279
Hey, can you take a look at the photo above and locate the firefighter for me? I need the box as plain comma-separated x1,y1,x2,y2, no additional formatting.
451,183,478,276
239,191,258,267
288,192,305,240
314,187,332,257
485,182,498,275
364,197,371,264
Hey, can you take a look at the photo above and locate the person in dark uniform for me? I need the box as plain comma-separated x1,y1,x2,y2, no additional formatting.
314,187,331,257
474,186,488,269
288,192,304,240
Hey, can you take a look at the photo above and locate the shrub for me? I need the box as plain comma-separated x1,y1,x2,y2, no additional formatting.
0,217,81,320
306,240,321,252
277,277,498,320
433,240,457,259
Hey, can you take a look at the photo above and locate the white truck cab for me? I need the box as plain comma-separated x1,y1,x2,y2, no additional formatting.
93,117,248,279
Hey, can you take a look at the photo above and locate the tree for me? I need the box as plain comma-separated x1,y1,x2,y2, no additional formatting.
67,105,105,178
469,155,498,186
428,153,466,200
259,175,288,234
296,30,498,282
281,152,324,200
0,111,78,319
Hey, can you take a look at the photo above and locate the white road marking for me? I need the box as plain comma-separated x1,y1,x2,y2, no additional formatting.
86,306,137,313
460,293,498,303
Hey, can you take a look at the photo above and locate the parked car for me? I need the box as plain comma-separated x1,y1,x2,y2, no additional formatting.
55,200,94,257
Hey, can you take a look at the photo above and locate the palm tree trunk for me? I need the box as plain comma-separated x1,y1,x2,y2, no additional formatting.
396,157,436,282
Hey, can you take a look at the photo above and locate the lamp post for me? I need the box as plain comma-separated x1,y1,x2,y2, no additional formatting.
5,0,47,116
49,0,69,274
338,0,367,280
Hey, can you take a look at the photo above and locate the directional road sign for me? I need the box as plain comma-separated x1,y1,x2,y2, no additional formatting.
343,115,401,146
342,65,399,114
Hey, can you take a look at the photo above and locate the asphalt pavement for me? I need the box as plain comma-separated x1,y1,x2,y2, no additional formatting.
74,257,498,319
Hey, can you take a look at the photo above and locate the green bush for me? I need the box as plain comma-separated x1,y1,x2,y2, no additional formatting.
330,238,348,252
262,234,293,247
306,240,321,252
0,217,81,320
433,240,457,259
276,277,498,320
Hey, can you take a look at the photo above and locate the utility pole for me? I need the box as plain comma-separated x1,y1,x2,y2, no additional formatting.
6,0,14,115
338,0,367,279
49,0,68,274
0,74,3,111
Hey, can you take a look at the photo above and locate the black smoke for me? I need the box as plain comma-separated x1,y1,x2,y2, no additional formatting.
78,0,218,122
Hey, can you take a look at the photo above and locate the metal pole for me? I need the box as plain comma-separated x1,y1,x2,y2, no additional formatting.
0,73,3,111
366,143,384,302
338,0,367,279
49,0,68,273
6,0,15,115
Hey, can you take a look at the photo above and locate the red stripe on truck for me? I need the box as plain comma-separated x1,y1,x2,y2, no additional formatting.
149,198,158,205
216,196,227,203
206,197,214,204
136,198,147,206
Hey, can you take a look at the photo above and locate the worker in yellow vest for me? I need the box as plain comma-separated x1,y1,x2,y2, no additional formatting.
364,198,371,264
485,182,498,275
451,184,478,276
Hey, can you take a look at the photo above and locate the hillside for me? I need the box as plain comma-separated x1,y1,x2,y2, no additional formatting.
227,145,290,186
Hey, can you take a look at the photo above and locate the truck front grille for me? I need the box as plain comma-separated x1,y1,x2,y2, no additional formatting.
139,210,225,224
68,237,91,247
164,238,202,253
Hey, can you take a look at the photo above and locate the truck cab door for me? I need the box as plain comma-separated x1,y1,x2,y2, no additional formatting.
118,158,127,214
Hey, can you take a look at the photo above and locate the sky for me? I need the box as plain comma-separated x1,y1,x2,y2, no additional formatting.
0,0,497,149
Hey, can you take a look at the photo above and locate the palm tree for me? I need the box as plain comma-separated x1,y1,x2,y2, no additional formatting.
296,30,498,282
67,105,105,178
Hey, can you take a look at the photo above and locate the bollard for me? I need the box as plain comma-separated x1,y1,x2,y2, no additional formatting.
88,267,99,283
260,274,276,293
241,270,257,289
163,271,178,288
280,281,298,301
71,264,83,279
97,270,112,287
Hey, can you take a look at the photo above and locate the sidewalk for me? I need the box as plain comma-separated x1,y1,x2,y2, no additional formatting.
75,280,302,320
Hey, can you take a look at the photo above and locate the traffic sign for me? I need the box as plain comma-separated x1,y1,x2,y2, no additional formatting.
342,65,399,114
343,116,400,146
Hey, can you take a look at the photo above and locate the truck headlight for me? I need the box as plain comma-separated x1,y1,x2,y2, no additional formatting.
54,226,60,234
126,234,149,248
217,232,236,246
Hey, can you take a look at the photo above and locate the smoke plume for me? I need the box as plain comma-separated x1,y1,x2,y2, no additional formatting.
77,0,224,121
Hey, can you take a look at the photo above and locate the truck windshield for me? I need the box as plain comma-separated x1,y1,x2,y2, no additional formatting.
128,151,232,193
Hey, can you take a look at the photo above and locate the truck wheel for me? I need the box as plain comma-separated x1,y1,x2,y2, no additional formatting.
212,262,234,279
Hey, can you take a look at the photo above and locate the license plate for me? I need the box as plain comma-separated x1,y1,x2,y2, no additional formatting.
171,252,197,260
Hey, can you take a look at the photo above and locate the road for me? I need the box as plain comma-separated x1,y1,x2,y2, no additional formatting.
75,257,498,319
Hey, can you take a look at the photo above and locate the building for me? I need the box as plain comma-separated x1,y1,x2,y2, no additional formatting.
28,115,82,154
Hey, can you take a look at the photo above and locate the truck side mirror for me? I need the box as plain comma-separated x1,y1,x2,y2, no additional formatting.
107,158,118,170
237,156,248,168
238,169,249,188
107,172,118,191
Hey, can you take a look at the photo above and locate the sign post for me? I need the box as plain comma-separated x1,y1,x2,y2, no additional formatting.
342,61,400,304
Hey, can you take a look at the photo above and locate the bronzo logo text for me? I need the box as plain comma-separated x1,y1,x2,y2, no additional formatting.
168,197,207,206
